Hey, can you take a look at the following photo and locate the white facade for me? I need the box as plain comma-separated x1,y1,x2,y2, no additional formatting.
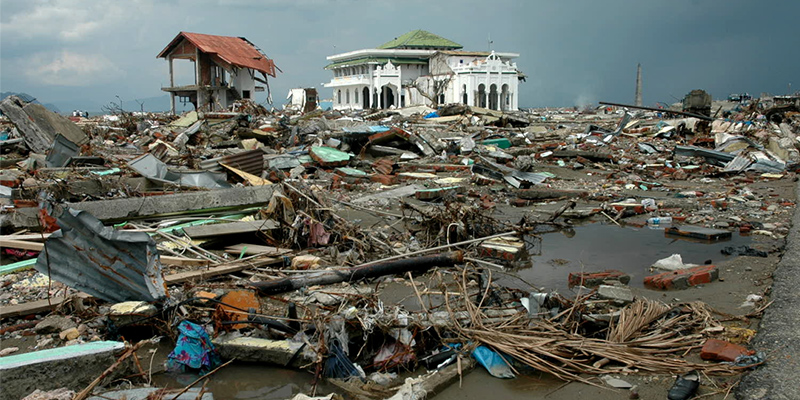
324,48,522,111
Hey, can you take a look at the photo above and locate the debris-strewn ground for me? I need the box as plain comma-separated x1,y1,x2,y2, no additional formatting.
1,94,798,400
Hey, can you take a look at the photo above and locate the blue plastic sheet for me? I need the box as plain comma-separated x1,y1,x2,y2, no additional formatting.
323,340,361,379
167,321,221,372
472,345,515,379
424,112,440,119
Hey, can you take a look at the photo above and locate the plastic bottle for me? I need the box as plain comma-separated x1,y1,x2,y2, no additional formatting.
647,217,673,225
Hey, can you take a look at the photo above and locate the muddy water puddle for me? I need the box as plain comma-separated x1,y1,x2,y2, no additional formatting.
151,223,751,399
153,364,334,400
516,222,751,292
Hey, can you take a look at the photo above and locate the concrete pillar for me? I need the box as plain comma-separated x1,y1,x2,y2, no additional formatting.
168,56,174,87
168,55,175,115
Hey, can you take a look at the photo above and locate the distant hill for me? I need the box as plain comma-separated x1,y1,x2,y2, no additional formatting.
51,94,195,116
0,92,61,113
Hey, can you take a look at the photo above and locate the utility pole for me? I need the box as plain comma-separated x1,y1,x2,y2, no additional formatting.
635,63,643,107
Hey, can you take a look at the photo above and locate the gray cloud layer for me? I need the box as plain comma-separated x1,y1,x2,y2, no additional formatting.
2,0,797,110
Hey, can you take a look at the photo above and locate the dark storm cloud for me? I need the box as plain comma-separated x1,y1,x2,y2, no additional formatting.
1,0,797,110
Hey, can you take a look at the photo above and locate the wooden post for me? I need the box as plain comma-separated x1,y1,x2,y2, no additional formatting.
249,251,464,296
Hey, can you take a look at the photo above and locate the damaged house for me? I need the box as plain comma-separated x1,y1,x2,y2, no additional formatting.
157,31,279,113
324,29,524,111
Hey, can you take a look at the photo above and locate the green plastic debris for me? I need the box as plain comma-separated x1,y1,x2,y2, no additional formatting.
0,259,37,275
298,154,314,165
0,341,125,369
90,168,122,176
310,146,351,166
481,138,512,149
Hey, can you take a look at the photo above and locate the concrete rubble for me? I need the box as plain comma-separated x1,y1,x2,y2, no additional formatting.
1,90,798,399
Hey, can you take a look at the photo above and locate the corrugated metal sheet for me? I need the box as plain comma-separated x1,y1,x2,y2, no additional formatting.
45,134,79,168
722,153,752,173
157,32,277,77
199,150,264,176
130,153,231,190
34,206,166,303
221,150,264,176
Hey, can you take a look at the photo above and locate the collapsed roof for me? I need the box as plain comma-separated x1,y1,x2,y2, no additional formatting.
157,31,278,77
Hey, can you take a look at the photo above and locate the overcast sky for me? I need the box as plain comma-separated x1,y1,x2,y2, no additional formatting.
1,0,798,111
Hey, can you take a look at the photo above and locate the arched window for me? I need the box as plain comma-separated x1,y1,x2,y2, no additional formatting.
478,84,487,108
337,90,342,104
354,89,359,104
346,90,350,104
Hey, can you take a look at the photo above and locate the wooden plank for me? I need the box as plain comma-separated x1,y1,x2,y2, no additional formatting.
183,220,278,239
0,293,92,319
0,228,154,242
224,244,293,257
160,256,209,266
0,297,69,319
0,239,206,267
0,234,50,242
163,257,280,284
0,239,43,251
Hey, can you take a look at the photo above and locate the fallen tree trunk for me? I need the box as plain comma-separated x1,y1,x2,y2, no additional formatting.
249,251,464,295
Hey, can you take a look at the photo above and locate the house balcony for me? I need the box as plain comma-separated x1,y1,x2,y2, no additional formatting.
323,75,371,88
161,84,231,95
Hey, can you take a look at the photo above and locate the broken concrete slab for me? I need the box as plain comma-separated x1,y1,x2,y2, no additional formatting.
0,95,88,154
108,301,158,326
5,185,279,229
34,315,77,335
597,285,634,304
213,336,316,368
0,341,130,400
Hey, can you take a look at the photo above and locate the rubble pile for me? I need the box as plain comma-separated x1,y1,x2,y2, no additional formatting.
1,93,797,399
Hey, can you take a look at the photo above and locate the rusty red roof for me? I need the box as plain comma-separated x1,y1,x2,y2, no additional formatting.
157,31,277,77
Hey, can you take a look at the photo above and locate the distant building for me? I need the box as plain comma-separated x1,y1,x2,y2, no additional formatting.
157,32,279,113
324,30,524,111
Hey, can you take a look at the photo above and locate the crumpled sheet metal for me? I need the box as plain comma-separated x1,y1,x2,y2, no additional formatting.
129,153,231,190
34,206,166,303
45,134,79,168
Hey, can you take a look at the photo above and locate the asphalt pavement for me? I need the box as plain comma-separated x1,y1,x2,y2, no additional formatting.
737,181,800,400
